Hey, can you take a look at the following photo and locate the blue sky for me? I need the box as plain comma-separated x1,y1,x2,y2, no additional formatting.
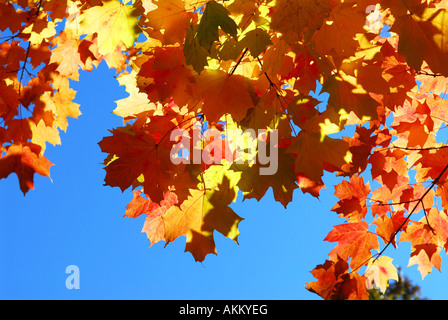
1,60,448,300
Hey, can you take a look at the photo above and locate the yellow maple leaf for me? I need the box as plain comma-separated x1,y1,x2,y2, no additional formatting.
29,119,61,154
114,72,162,120
365,256,399,293
162,179,243,262
79,0,140,55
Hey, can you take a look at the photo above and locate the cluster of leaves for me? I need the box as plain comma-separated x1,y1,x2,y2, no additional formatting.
3,0,448,299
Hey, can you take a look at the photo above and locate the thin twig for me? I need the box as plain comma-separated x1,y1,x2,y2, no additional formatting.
229,47,248,76
417,70,444,78
391,144,448,151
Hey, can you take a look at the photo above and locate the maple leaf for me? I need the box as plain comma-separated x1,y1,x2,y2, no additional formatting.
0,143,53,195
414,147,448,183
283,45,321,94
400,208,448,279
417,64,448,96
196,69,255,123
295,174,325,198
372,210,408,248
312,2,366,61
365,256,399,293
201,129,236,167
184,23,210,74
261,36,290,78
99,109,199,203
196,1,238,51
139,46,197,107
427,208,448,249
399,217,439,249
306,257,350,300
42,0,69,21
306,256,370,300
331,175,370,222
226,0,269,31
98,124,173,203
368,148,409,192
270,0,330,38
79,0,140,55
239,28,272,58
201,163,241,203
0,41,27,73
29,119,61,153
47,77,82,132
22,18,57,45
0,2,26,33
323,74,381,124
391,98,433,148
162,177,243,262
389,4,448,76
0,78,21,122
340,125,377,176
332,272,370,300
287,130,350,183
125,190,160,219
426,94,448,133
398,215,445,279
144,0,194,45
138,191,178,246
380,40,417,109
408,244,442,279
231,146,298,208
113,72,161,121
325,221,379,270
49,30,83,80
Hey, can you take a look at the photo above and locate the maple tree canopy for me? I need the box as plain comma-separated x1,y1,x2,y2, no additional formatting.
2,0,448,300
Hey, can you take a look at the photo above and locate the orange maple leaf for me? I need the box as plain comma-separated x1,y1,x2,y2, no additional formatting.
325,221,379,270
389,2,448,76
196,69,255,123
306,257,369,300
415,148,448,183
331,175,370,222
144,0,196,45
138,46,197,108
98,125,173,203
372,210,408,248
287,130,350,183
0,143,53,195
162,178,243,262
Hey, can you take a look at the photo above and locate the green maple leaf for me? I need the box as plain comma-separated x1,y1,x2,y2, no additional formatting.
239,28,272,57
184,23,210,74
197,1,238,51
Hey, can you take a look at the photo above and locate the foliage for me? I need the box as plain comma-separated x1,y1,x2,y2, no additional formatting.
2,0,448,299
